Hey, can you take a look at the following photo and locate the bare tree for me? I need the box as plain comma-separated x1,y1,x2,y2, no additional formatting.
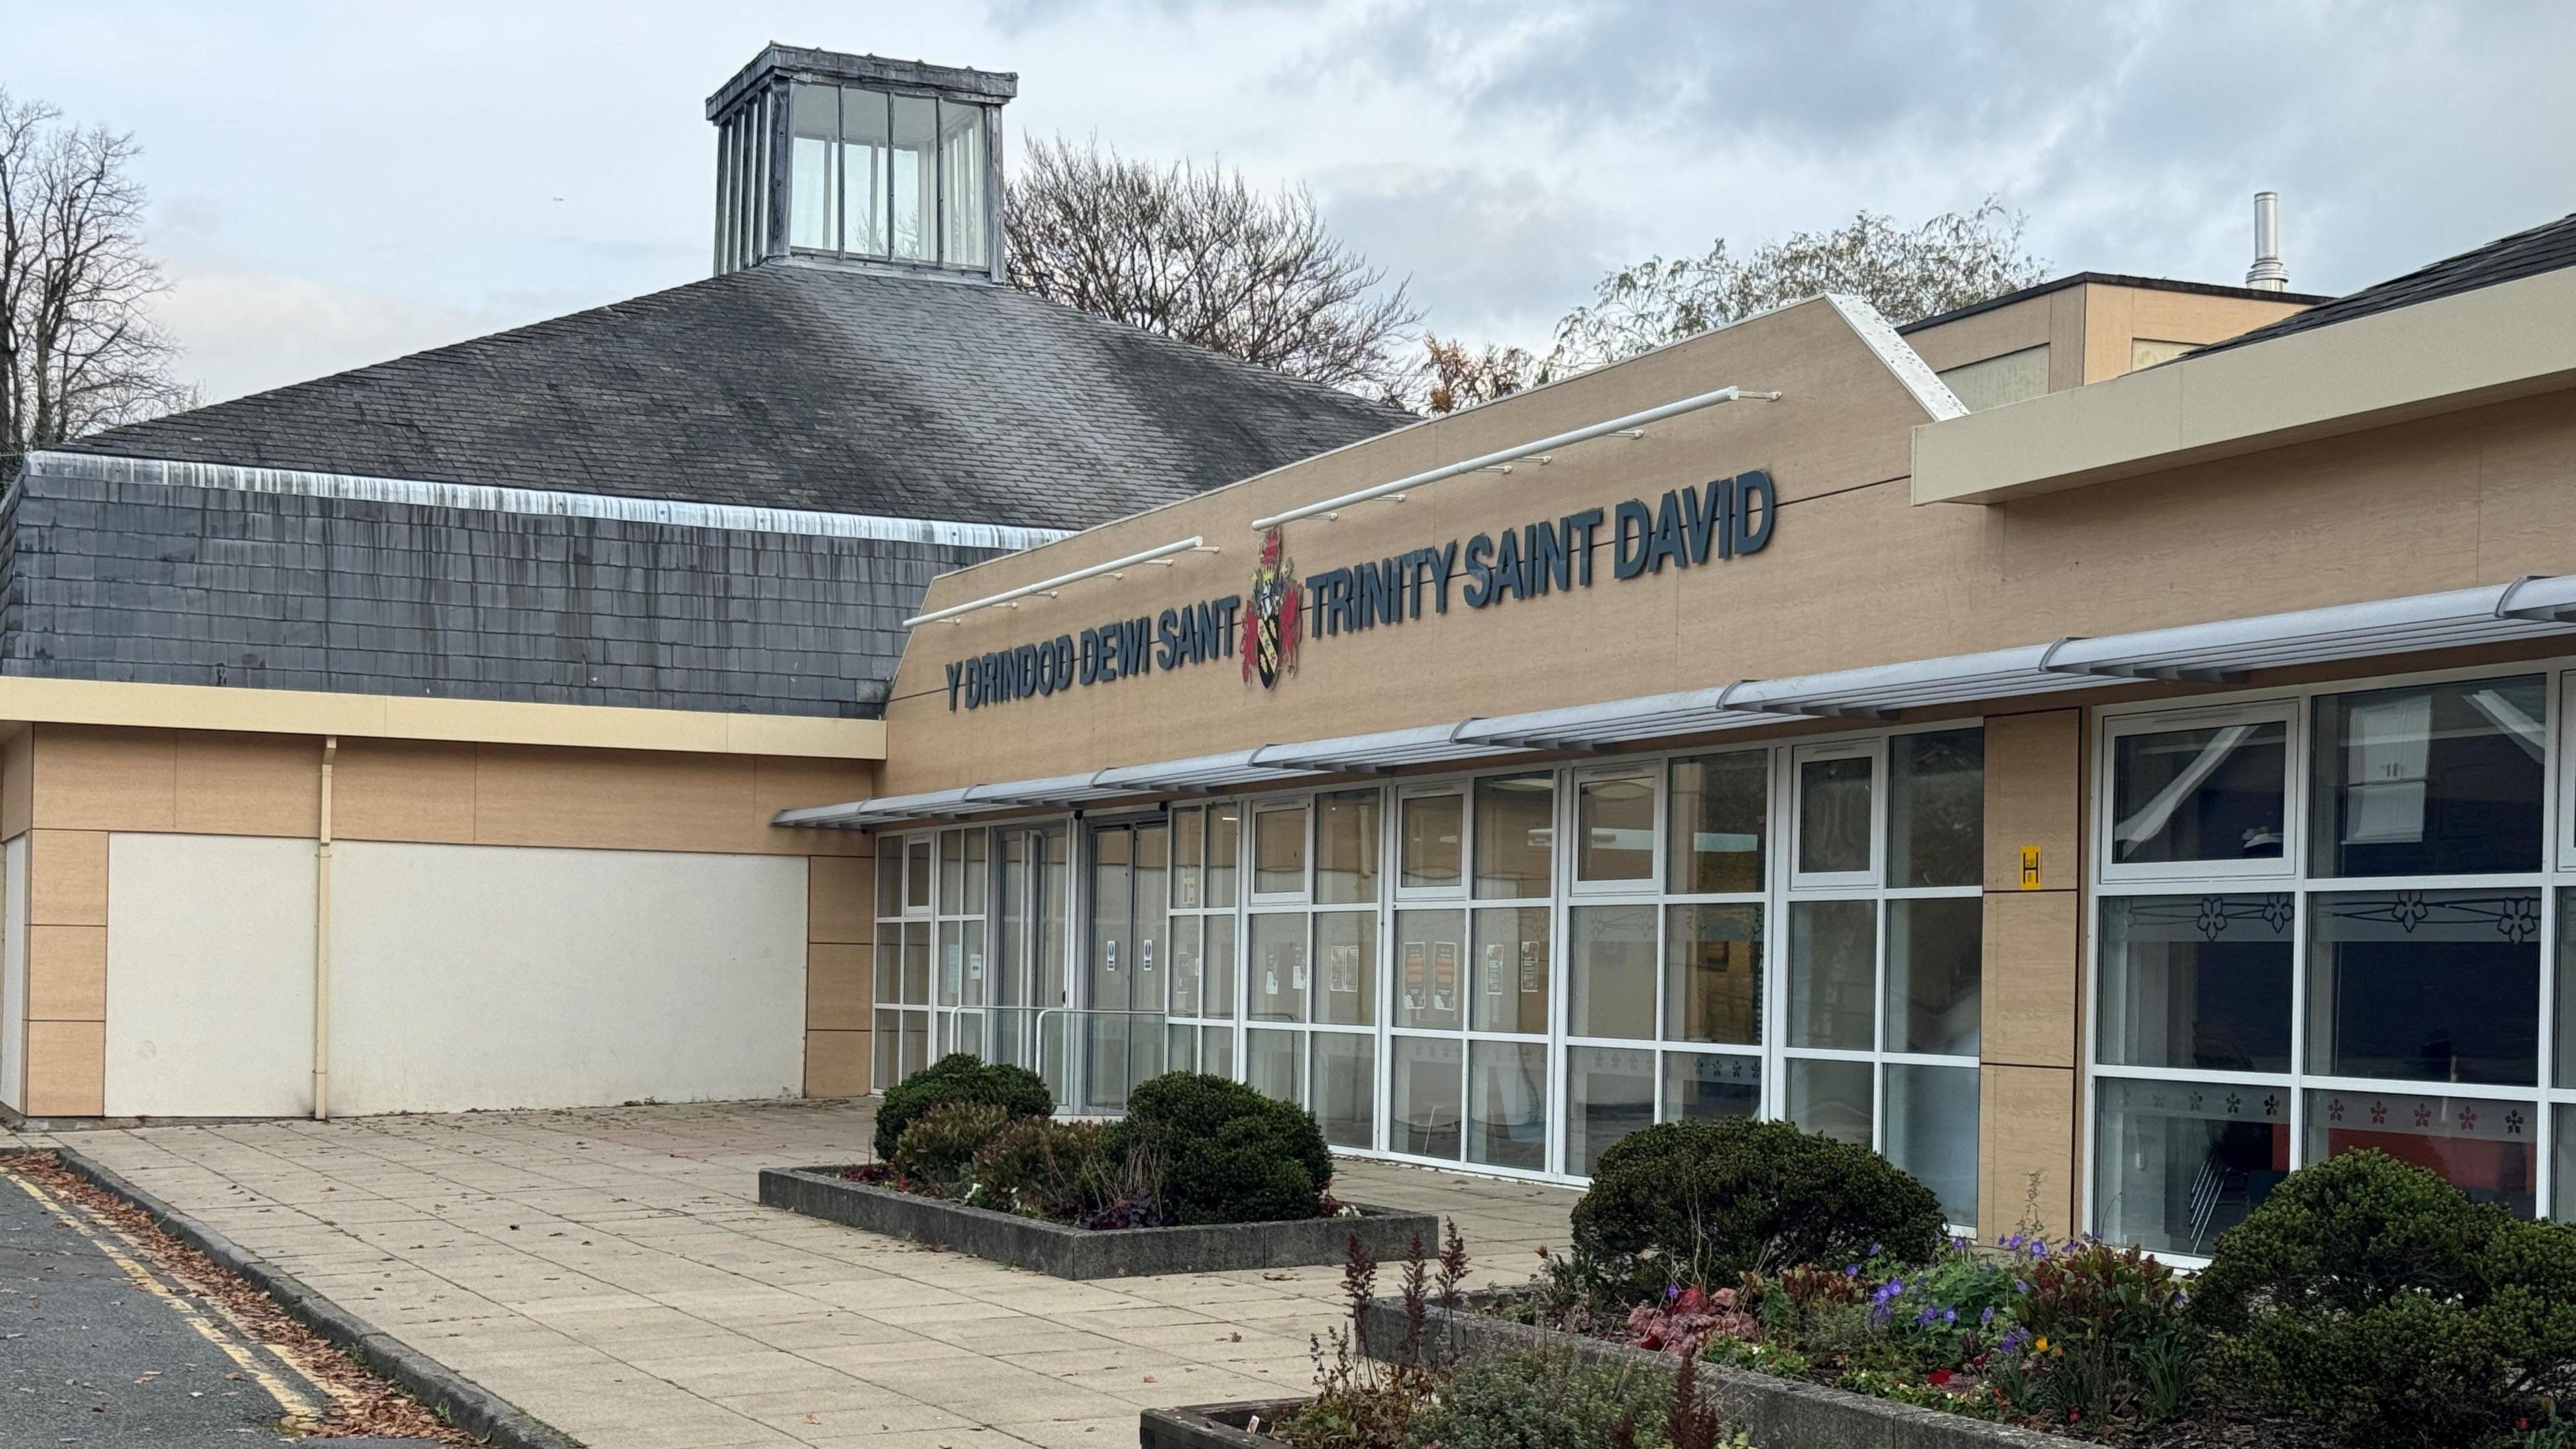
1409,333,1546,415
1006,137,1421,401
1552,198,2049,370
0,89,192,476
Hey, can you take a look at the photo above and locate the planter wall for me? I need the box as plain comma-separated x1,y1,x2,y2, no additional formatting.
1358,1299,2078,1449
1139,1399,1309,1449
759,1166,1442,1280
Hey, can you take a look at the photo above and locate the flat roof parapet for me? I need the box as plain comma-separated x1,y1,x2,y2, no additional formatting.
706,43,1019,121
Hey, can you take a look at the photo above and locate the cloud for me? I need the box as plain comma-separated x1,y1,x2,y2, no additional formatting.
1315,162,1616,348
148,265,509,406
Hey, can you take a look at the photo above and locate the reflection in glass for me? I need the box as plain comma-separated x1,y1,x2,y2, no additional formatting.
1395,910,1466,1029
889,94,937,261
1886,897,1981,1056
1669,751,1766,894
2110,721,2286,865
788,83,837,250
1201,1024,1234,1081
1785,1057,1872,1147
1468,1040,1548,1171
839,87,890,254
1568,1046,1655,1175
1570,905,1657,1040
1576,773,1656,883
1401,794,1464,890
2094,1076,2288,1255
1254,806,1307,896
1203,913,1236,1018
1172,807,1203,910
1475,775,1554,899
1888,729,1984,888
1788,900,1876,1050
1309,1033,1375,1149
1312,912,1377,1026
1208,804,1240,906
1248,914,1307,1022
876,848,902,917
1661,1052,1760,1123
902,921,930,1005
1664,903,1762,1044
1393,1036,1463,1159
1472,908,1550,1034
2308,890,2539,1085
2099,894,2293,1072
1317,789,1381,904
2306,1088,2533,1218
1168,915,1203,1018
874,1008,902,1089
1884,1064,1979,1226
936,99,987,265
2310,676,2544,877
1797,755,1874,876
2557,1105,2576,1219
1245,1028,1304,1105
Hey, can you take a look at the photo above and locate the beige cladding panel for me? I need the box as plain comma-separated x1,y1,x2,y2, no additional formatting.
331,738,481,844
27,925,105,1022
25,1018,103,1116
805,1030,871,1097
1902,294,2056,374
1982,890,2080,1071
26,829,107,927
1982,710,2081,892
1980,1064,2076,1240
806,943,871,1032
34,727,178,831
174,733,324,837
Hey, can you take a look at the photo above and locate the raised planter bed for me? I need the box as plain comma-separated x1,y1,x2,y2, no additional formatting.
758,1165,1442,1280
1356,1299,2076,1449
1139,1398,1309,1449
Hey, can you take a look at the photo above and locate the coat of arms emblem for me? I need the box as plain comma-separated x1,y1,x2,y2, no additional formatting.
1241,526,1300,689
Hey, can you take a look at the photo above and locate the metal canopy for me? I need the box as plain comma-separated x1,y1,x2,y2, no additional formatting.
777,574,2576,828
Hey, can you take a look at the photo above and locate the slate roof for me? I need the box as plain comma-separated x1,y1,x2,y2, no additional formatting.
2184,211,2576,361
66,262,1413,533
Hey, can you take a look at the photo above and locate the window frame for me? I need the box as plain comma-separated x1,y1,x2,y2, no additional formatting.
2096,700,2302,885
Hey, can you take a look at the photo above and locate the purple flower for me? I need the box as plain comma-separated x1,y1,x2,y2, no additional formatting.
1981,1306,1996,1326
1943,1309,1957,1326
1844,1264,1860,1277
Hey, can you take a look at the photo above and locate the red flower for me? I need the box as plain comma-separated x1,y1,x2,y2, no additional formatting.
1926,1370,1954,1387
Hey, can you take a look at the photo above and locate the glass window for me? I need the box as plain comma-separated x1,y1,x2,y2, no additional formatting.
1208,804,1240,906
1664,903,1762,1045
937,99,987,266
839,87,890,254
1888,729,1983,888
1392,1036,1462,1159
1569,904,1656,1040
2310,676,2545,877
1169,915,1203,1018
1576,773,1656,884
1669,751,1766,893
2306,1087,2534,1218
1313,912,1377,1026
938,829,965,908
905,836,931,911
1474,775,1554,898
1173,807,1203,910
875,847,901,917
1787,900,1876,1051
2099,894,2294,1073
1468,1040,1548,1171
2110,719,2288,867
1310,1034,1374,1149
962,829,987,915
1254,804,1306,896
788,82,838,250
1201,1024,1234,1080
1884,1063,1979,1226
2095,1076,2290,1256
1885,897,1981,1057
1395,909,1465,1030
1796,753,1874,878
875,920,902,1001
2307,889,2540,1086
1400,793,1464,890
1472,907,1549,1034
1203,914,1236,1018
889,93,937,262
1785,1057,1873,1147
1248,913,1307,1022
1662,1051,1760,1123
1316,789,1381,904
1567,1046,1655,1175
1245,1028,1305,1105
902,921,930,1004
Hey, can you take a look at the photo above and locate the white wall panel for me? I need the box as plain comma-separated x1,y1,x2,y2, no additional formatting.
1,836,27,1113
327,841,807,1116
105,835,317,1118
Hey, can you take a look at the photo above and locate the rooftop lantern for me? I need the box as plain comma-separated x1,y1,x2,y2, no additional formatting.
705,45,1017,280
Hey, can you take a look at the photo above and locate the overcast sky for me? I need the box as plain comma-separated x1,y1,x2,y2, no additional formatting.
9,0,2574,405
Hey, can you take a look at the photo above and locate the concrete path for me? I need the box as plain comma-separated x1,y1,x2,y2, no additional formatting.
37,1102,1575,1449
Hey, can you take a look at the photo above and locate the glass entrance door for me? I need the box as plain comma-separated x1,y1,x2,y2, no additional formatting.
1085,820,1171,1110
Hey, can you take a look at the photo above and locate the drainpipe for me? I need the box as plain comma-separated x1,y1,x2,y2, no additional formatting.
313,736,337,1121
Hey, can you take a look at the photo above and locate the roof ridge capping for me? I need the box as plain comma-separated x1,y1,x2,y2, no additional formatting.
1911,213,2576,506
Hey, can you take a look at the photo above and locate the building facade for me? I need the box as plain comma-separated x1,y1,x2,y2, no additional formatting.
787,210,2576,1251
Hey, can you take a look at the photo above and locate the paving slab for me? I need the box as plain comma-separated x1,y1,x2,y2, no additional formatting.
36,1099,1575,1449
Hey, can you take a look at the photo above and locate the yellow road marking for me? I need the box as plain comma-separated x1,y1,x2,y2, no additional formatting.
3,1167,324,1431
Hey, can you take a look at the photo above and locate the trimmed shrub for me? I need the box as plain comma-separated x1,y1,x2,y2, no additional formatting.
1108,1072,1332,1225
1403,1348,1746,1449
2190,1148,2576,1448
890,1101,1012,1194
1571,1118,1946,1295
872,1052,1052,1161
971,1116,1114,1221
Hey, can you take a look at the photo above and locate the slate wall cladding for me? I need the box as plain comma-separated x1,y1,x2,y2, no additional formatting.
0,472,1000,718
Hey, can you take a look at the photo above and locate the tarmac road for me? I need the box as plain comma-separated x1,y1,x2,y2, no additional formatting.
0,1157,422,1446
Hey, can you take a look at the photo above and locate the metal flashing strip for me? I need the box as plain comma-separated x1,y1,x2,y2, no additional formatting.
22,451,1073,552
1826,292,1967,423
776,575,2576,827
